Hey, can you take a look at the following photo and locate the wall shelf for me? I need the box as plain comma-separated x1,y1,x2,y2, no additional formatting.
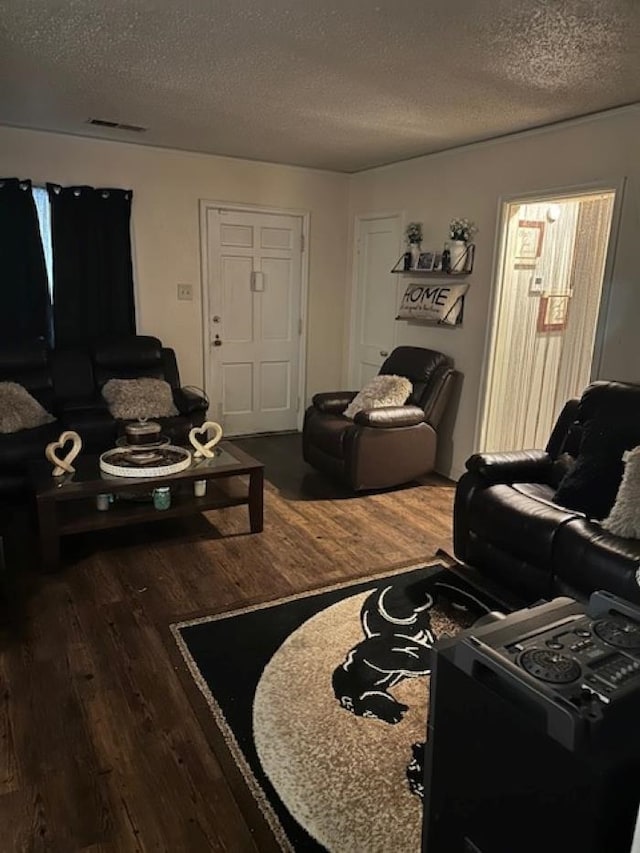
390,269,470,277
391,246,474,276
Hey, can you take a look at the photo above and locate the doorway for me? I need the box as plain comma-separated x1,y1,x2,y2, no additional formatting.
349,213,403,386
201,204,307,436
480,189,616,452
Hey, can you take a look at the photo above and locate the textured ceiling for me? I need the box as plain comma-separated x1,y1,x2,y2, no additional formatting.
0,0,639,172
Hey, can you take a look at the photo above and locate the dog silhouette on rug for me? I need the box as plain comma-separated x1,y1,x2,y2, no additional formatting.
332,573,485,724
332,576,438,724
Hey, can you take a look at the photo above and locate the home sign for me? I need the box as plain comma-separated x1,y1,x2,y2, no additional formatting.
397,282,469,326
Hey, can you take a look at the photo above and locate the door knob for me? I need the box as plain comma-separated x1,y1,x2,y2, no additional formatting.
213,334,222,347
380,350,389,357
212,315,221,323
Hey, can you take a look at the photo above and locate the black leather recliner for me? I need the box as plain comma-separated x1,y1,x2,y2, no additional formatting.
454,382,640,605
303,346,455,491
89,336,208,445
52,346,118,452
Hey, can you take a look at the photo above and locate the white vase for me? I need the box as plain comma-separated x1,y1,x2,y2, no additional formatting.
410,243,421,269
446,240,469,273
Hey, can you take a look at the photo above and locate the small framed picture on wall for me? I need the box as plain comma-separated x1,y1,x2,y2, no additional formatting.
515,220,545,260
537,293,570,332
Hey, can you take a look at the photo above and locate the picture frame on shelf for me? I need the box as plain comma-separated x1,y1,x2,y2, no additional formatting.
416,251,436,271
432,251,443,272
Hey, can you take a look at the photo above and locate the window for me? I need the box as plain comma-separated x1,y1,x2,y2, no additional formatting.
32,186,53,296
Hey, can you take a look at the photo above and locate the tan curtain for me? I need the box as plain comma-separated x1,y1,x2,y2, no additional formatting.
482,193,614,452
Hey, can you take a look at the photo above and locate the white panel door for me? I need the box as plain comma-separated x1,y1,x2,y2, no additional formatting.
207,208,303,435
351,215,402,387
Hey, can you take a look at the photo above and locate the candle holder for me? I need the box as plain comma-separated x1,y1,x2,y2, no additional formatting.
153,487,171,510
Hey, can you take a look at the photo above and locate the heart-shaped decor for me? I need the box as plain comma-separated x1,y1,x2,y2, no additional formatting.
189,421,223,459
45,430,83,477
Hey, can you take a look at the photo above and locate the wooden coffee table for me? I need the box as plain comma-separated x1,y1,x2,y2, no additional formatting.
29,441,264,571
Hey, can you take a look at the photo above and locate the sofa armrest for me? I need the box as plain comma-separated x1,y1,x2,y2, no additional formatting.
465,450,554,485
353,405,425,429
172,387,208,416
312,391,357,414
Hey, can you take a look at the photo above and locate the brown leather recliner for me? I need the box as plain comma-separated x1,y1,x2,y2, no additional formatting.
302,346,455,491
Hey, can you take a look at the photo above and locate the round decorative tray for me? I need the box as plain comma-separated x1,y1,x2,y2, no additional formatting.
99,445,192,478
115,435,170,450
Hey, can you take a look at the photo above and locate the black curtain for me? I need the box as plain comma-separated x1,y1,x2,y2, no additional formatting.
0,177,51,344
47,184,136,347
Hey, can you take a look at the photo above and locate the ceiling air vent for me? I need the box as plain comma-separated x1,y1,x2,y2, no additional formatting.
116,122,147,133
87,118,147,133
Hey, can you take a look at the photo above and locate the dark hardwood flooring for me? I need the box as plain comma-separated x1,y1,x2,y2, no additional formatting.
0,433,455,852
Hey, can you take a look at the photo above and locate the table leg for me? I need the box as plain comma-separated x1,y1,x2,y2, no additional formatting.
248,468,264,533
36,498,61,572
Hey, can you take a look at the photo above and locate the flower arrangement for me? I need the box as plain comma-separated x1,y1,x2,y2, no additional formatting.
405,222,423,245
449,218,478,243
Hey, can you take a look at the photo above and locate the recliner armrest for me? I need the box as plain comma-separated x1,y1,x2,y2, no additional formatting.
354,405,425,428
172,387,208,415
465,450,554,485
312,391,357,414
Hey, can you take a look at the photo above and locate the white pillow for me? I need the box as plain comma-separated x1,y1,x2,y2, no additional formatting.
102,377,179,420
602,446,640,539
0,381,55,434
343,375,412,420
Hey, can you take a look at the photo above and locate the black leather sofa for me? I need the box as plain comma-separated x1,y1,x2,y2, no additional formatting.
454,381,640,605
0,336,208,497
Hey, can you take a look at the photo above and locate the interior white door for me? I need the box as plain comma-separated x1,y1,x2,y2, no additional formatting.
350,215,402,387
206,208,304,435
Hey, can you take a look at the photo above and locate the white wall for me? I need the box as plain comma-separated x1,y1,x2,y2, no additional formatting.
347,107,640,479
0,125,350,399
2,110,638,480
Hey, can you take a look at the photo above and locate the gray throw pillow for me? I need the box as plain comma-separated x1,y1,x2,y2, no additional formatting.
0,381,55,434
344,375,412,420
602,446,640,539
102,377,179,420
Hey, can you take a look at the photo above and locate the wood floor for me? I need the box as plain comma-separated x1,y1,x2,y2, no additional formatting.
0,434,455,852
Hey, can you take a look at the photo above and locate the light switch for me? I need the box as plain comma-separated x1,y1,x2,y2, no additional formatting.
177,283,193,301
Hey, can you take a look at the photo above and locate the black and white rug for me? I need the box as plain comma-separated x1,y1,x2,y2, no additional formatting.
170,562,497,852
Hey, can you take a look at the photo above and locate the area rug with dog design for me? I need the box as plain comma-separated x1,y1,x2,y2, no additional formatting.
170,561,499,852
